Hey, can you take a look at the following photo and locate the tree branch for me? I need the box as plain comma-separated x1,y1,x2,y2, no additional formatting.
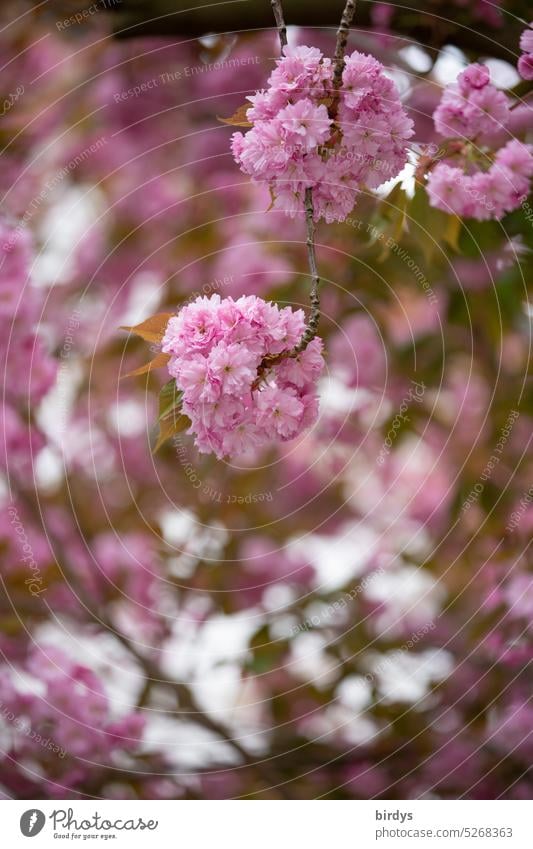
102,0,526,65
15,487,295,798
254,187,320,382
332,0,356,88
295,187,320,353
330,0,356,119
271,0,288,51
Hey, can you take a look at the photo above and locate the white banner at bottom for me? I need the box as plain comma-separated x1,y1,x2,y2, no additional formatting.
3,799,532,848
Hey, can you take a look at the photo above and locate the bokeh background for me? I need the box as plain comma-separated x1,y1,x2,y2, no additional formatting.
0,0,532,799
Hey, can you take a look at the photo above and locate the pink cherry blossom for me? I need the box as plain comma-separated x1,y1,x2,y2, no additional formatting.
163,295,324,458
427,64,533,220
433,63,510,143
518,23,533,79
427,140,533,220
231,47,413,223
208,342,258,393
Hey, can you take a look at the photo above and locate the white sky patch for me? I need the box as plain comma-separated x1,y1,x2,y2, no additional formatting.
34,445,64,492
399,45,433,73
371,647,453,703
336,675,373,712
318,375,368,416
142,716,238,768
37,357,84,443
290,632,338,689
290,521,380,592
302,703,381,746
32,184,105,287
364,564,445,632
432,45,467,85
160,610,265,740
108,399,147,438
31,622,144,715
483,58,521,89
119,271,164,328
159,508,197,546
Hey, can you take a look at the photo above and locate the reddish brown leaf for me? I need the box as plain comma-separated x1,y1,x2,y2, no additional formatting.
121,352,170,379
120,312,174,344
217,103,252,128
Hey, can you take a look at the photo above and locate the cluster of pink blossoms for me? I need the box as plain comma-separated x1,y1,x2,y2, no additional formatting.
426,64,533,220
231,45,414,223
161,294,324,458
518,23,533,80
0,646,145,796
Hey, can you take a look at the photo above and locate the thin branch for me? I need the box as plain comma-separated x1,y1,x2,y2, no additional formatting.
255,1,358,380
330,0,357,118
254,188,319,383
295,187,320,353
333,0,357,85
270,0,288,52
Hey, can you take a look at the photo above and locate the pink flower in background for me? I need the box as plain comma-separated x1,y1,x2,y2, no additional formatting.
162,294,324,458
518,23,533,79
427,140,533,219
433,63,510,142
427,64,533,220
0,646,145,795
330,314,385,389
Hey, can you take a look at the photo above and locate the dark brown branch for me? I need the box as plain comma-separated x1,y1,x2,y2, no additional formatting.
332,0,356,88
271,0,288,51
329,0,356,119
102,0,526,66
254,187,320,383
296,186,320,352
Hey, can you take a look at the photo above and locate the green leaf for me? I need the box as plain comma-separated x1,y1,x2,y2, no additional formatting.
153,410,189,453
409,183,447,263
443,214,462,253
152,379,189,452
158,379,183,421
